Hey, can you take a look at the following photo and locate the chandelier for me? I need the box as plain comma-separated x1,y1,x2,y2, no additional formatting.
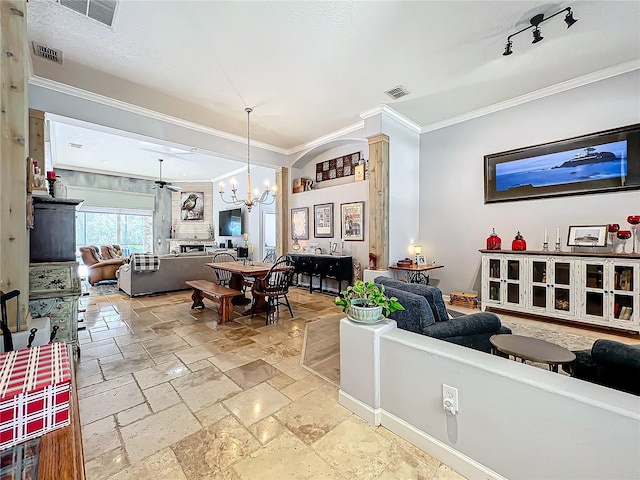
218,107,276,212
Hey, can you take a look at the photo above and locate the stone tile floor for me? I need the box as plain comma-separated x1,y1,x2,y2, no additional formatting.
77,287,467,479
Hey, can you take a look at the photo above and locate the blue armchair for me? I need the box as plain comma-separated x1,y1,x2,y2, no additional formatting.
374,277,511,353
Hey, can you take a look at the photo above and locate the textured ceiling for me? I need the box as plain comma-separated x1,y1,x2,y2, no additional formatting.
27,0,640,175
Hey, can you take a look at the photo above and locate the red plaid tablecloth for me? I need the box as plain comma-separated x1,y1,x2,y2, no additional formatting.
0,342,71,450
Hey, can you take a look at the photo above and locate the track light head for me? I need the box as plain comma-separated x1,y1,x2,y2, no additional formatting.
564,9,578,27
503,40,513,56
532,27,544,44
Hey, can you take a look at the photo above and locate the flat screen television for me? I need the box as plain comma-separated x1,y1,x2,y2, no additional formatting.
218,208,243,236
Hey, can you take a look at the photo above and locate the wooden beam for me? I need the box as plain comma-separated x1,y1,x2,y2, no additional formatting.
275,167,289,259
0,0,30,330
367,134,389,270
29,109,45,168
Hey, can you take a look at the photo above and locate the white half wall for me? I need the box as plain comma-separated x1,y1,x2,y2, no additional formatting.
379,328,640,480
339,319,640,480
419,70,640,295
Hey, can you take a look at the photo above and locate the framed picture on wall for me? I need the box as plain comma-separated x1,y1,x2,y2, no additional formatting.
341,201,364,241
181,192,204,221
313,203,333,238
291,207,309,240
484,124,640,203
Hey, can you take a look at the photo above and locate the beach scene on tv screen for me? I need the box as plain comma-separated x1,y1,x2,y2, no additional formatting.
496,140,627,192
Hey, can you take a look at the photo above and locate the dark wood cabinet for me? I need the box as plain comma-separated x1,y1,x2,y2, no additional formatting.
30,197,83,263
286,253,353,293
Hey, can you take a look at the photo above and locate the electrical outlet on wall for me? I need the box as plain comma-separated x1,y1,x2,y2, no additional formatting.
442,384,458,415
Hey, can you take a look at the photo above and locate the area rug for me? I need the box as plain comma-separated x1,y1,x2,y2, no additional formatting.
300,314,341,386
81,280,120,297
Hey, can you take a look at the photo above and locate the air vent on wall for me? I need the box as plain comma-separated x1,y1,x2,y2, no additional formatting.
56,0,118,27
32,42,63,64
384,85,410,100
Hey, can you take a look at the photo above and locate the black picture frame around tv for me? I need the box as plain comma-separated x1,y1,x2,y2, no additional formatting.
218,208,243,236
484,124,640,203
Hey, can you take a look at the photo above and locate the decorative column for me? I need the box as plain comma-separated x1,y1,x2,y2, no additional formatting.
29,109,45,167
275,166,289,259
367,134,390,270
0,0,30,330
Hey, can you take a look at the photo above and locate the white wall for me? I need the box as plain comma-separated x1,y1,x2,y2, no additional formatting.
419,71,640,295
363,112,421,265
288,143,370,275
382,115,421,263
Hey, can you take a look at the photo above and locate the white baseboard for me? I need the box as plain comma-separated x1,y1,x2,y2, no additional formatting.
381,410,506,480
338,390,382,426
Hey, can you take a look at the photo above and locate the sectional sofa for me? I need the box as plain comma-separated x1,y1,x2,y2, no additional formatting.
118,253,217,297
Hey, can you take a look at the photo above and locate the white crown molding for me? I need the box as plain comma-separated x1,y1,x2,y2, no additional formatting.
359,105,422,134
287,121,365,156
421,59,640,134
28,75,289,155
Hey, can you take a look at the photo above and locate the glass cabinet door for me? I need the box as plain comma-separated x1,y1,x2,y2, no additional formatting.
506,259,521,305
584,262,606,319
530,260,547,309
487,258,501,302
552,261,572,313
612,263,635,322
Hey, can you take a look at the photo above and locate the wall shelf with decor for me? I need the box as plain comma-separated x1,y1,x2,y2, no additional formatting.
480,250,640,333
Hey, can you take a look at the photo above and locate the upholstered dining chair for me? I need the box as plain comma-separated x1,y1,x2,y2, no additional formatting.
250,258,296,323
211,252,236,286
79,246,127,285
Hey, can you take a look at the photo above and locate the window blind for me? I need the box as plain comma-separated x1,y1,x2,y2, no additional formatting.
66,186,155,212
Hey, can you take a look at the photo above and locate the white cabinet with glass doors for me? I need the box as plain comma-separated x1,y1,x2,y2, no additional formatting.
480,250,639,333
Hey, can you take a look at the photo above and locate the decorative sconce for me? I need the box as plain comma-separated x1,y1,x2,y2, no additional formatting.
503,6,577,56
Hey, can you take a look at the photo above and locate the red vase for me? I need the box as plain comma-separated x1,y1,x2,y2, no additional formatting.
512,231,526,251
486,228,501,250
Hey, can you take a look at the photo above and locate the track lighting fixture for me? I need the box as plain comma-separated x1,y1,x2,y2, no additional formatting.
502,6,577,56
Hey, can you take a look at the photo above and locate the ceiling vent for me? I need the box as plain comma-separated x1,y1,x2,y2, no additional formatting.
32,42,63,64
384,85,410,100
56,0,118,27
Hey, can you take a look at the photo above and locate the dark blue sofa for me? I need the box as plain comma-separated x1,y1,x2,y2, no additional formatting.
374,277,511,353
561,340,640,395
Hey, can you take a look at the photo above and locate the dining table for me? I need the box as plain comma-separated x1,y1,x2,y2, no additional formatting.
205,261,273,314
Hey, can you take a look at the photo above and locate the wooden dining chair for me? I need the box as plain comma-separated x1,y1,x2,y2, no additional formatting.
212,253,236,286
0,290,19,352
250,258,296,323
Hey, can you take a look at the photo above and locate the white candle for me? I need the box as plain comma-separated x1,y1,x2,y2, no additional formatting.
556,227,560,243
544,228,548,243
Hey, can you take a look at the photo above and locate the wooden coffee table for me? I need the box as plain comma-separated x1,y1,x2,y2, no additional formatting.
490,334,576,372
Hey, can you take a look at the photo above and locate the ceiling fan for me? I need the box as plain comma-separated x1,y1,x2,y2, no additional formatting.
153,159,182,192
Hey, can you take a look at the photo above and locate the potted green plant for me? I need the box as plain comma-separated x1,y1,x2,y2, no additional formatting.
334,280,404,323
